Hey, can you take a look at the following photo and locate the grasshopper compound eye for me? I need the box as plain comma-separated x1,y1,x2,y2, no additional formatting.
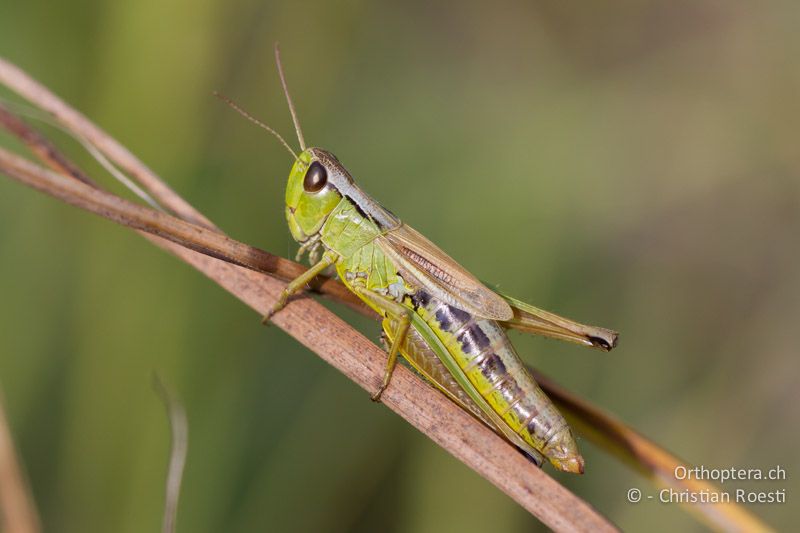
304,161,328,192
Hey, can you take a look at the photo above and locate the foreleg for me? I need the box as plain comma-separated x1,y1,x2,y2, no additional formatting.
262,251,338,324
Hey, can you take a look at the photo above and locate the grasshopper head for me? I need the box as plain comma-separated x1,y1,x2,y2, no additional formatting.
285,148,344,244
270,46,397,244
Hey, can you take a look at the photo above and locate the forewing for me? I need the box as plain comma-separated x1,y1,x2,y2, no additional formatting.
379,224,513,320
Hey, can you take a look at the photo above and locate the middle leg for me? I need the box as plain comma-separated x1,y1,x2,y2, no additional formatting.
353,285,412,402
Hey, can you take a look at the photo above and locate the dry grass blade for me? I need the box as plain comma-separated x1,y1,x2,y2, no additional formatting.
0,388,40,533
0,106,98,188
0,57,211,228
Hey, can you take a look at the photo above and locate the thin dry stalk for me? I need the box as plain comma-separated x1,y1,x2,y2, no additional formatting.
152,376,188,533
0,389,40,533
0,58,211,228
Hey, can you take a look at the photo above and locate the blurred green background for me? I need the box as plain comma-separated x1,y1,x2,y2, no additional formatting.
1,1,798,531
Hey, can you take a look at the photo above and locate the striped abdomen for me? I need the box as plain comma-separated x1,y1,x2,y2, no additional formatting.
399,290,584,473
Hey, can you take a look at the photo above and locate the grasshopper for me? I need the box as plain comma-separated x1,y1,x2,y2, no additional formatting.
231,46,618,474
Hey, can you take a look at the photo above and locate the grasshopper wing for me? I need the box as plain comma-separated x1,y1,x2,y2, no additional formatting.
379,224,513,321
498,292,618,351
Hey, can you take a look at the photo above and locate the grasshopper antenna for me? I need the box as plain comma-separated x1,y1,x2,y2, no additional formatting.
274,43,307,151
214,92,298,160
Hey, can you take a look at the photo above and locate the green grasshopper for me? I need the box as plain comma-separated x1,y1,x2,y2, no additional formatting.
232,46,618,474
